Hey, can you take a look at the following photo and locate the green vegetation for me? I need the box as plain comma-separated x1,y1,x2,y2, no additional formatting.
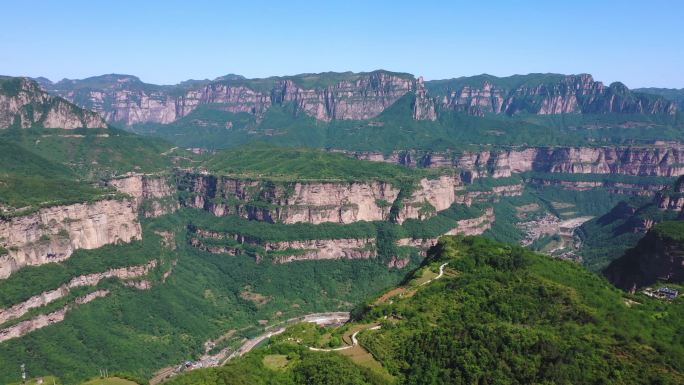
0,127,175,179
203,144,444,183
603,219,684,290
0,214,412,385
0,236,162,308
578,199,679,271
524,171,675,186
79,377,139,385
165,344,383,385
355,236,684,384
165,235,684,385
0,140,113,213
653,220,684,241
129,79,684,152
636,87,684,110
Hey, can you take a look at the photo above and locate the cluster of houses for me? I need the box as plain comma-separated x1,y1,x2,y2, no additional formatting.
642,287,679,300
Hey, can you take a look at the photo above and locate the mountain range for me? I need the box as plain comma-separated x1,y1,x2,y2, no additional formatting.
0,69,683,384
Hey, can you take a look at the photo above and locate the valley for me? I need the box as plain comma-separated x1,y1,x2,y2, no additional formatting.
1,69,683,384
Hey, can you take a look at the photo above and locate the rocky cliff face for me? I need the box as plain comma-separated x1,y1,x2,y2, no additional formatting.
604,221,684,291
191,231,376,263
411,77,437,121
0,289,111,343
0,77,107,129
0,260,156,325
397,207,495,252
429,74,677,116
180,174,459,225
0,199,141,279
108,173,178,217
656,177,684,211
528,179,670,197
352,145,684,179
44,72,676,128
44,71,431,125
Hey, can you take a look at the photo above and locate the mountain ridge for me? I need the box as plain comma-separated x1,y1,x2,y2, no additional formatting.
35,71,678,127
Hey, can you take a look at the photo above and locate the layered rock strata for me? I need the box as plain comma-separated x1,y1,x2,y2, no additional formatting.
0,290,110,343
108,173,178,217
0,77,107,129
0,199,142,279
432,74,677,116
352,145,684,179
0,260,157,325
181,175,459,224
45,71,431,125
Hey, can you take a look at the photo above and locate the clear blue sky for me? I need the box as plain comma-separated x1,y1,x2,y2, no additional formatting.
2,0,682,88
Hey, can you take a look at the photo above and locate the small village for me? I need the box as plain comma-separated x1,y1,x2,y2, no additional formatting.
642,287,679,301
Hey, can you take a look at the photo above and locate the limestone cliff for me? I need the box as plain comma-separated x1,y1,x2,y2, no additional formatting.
191,231,376,263
656,176,684,211
180,174,459,224
0,77,107,129
43,71,432,125
352,145,684,179
0,290,111,343
397,207,495,253
427,74,677,116
108,173,178,217
0,260,156,325
0,199,141,279
411,77,437,121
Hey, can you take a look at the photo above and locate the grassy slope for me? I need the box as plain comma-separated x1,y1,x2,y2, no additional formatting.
0,139,112,211
203,144,444,182
0,127,175,179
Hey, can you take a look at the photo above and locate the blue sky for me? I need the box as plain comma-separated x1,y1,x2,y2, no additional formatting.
2,0,682,88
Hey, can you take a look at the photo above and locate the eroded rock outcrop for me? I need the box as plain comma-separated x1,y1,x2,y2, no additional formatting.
0,260,156,325
352,145,684,179
108,173,178,217
0,199,141,279
190,231,375,262
397,207,495,252
0,289,110,343
656,177,684,211
181,174,459,224
0,77,107,129
44,71,427,125
431,74,677,116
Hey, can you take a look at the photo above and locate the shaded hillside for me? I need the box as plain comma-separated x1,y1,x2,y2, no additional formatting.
577,176,684,271
636,87,684,110
604,220,684,291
